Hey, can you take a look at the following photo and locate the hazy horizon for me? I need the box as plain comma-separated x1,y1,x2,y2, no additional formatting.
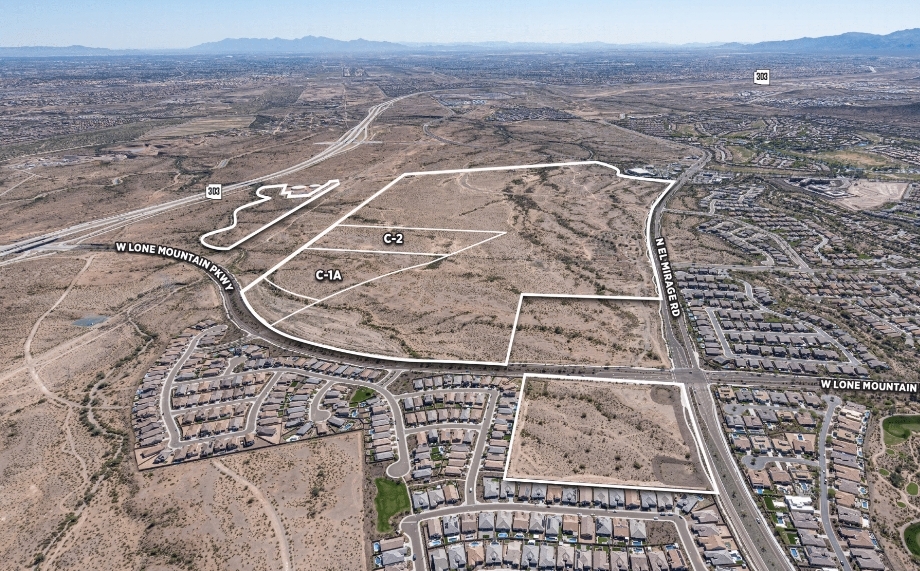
4,0,920,50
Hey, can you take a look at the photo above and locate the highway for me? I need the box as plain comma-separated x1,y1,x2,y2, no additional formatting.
24,85,815,571
647,149,793,571
0,93,412,262
689,383,792,571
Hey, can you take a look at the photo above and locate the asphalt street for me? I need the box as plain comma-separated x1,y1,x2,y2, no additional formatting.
159,326,223,448
689,383,792,571
399,503,708,571
818,395,852,571
76,91,843,571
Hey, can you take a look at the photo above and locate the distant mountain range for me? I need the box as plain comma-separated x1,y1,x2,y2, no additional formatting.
717,28,920,53
189,35,407,54
2,28,919,57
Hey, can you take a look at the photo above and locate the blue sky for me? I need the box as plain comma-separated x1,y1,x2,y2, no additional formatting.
1,0,918,49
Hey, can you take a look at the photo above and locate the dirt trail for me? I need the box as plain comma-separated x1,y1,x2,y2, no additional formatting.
212,459,292,571
23,255,95,406
61,407,89,488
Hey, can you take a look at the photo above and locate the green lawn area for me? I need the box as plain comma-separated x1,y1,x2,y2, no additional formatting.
898,501,907,508
879,468,890,477
906,522,920,557
764,497,779,511
883,415,920,445
374,478,410,533
350,387,377,407
908,482,919,496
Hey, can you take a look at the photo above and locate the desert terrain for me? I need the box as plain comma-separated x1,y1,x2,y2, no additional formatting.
507,378,710,491
245,164,668,362
508,298,670,367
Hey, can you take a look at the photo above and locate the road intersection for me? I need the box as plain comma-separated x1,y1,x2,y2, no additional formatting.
7,90,831,571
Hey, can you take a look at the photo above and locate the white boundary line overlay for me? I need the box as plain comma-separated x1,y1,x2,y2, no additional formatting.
270,231,507,326
503,374,718,495
263,278,320,302
199,179,339,251
238,161,675,366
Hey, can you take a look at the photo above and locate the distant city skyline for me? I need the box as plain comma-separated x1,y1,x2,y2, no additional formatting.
3,0,920,49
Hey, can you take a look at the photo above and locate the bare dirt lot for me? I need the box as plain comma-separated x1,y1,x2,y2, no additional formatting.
248,164,667,362
838,179,910,211
31,432,366,571
508,298,670,367
506,378,710,491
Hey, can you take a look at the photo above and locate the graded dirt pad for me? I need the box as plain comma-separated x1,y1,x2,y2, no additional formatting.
507,378,710,491
508,298,669,367
251,164,667,362
838,179,910,211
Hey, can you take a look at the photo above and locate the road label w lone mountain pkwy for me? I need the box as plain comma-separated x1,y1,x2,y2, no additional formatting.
114,242,235,291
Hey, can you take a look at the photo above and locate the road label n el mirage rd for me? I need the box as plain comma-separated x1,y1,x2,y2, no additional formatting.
654,237,680,317
114,242,235,291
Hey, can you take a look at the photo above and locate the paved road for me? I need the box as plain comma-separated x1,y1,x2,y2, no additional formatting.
703,302,858,369
651,150,711,371
650,148,790,570
722,403,802,415
244,371,281,434
160,327,223,448
818,395,852,571
0,93,413,261
406,424,482,436
399,503,707,571
309,379,335,422
741,455,819,470
688,382,793,571
305,375,413,478
464,391,499,505
738,280,860,366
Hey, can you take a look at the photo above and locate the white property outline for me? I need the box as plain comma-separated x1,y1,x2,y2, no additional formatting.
270,230,508,326
238,161,676,366
199,179,340,251
503,374,718,495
